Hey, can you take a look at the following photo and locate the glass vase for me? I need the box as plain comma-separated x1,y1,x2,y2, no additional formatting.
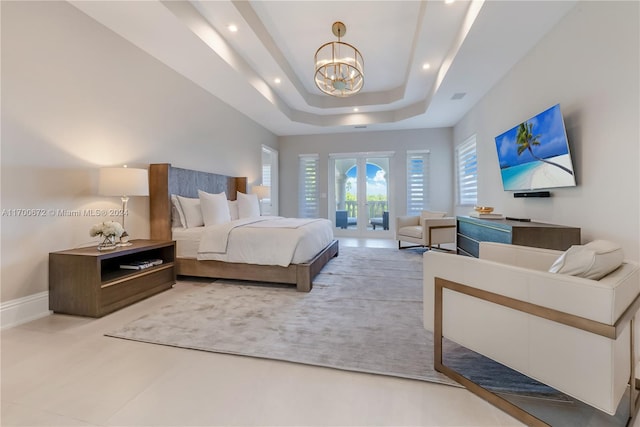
97,235,117,251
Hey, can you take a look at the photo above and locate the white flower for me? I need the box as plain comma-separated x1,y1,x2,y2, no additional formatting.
89,221,124,238
89,223,102,237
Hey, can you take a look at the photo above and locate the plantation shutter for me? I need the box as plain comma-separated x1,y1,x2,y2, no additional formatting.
456,136,478,206
298,154,319,218
261,145,277,215
406,150,430,216
262,165,271,189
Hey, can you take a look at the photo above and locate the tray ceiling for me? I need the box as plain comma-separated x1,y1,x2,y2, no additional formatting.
70,0,577,135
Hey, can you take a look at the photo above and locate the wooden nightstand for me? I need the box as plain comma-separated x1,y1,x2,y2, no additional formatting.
49,239,176,317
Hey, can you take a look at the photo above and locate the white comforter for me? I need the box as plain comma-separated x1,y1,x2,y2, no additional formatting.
196,216,334,267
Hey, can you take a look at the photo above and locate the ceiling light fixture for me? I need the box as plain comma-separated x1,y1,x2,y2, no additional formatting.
353,107,359,112
228,24,238,32
274,78,281,84
314,22,364,97
422,63,431,70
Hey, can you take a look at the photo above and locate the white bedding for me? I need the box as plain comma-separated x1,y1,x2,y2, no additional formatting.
173,216,334,267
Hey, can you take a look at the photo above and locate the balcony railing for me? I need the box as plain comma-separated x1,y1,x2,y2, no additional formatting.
342,200,388,219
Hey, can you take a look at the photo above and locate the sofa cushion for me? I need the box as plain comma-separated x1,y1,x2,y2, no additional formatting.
549,240,624,280
398,225,423,239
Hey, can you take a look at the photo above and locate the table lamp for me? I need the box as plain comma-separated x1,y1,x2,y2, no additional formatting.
252,185,270,215
99,166,149,246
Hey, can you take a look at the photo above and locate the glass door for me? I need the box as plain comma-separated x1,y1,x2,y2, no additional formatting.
333,157,358,231
330,153,392,237
365,156,390,233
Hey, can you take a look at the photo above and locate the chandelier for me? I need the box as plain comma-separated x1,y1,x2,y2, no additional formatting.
314,22,364,97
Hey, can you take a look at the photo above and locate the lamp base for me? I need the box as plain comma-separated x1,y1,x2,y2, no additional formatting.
117,242,133,247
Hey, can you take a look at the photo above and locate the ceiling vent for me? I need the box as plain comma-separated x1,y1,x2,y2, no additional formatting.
451,92,467,100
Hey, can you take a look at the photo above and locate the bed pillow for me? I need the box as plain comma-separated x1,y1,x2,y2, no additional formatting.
237,191,261,219
228,200,239,221
176,195,204,228
170,194,186,228
548,240,624,280
199,190,231,226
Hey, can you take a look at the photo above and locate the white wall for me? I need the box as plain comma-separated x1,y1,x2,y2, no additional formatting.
1,1,277,303
279,128,453,220
453,0,639,261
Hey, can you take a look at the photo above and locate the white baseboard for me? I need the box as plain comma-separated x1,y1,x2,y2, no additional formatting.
0,291,51,330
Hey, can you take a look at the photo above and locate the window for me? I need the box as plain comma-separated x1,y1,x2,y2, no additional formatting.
298,154,319,218
456,135,478,206
406,150,430,216
261,145,278,215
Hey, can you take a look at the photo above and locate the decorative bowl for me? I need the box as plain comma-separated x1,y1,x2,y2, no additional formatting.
474,206,494,214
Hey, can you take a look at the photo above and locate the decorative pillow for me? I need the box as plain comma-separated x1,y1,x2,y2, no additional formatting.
237,191,261,219
549,240,624,280
170,194,186,228
421,211,446,219
176,195,204,228
198,190,231,226
228,200,239,221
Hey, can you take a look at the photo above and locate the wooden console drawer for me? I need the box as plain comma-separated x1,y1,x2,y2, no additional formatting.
456,216,580,258
456,234,479,257
457,220,511,244
101,265,174,308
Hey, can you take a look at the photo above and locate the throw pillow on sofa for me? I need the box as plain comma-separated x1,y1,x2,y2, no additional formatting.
549,240,624,280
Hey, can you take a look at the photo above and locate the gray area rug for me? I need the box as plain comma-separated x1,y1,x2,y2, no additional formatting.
106,246,568,399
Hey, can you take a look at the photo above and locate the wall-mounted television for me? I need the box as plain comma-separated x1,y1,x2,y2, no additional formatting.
494,104,576,192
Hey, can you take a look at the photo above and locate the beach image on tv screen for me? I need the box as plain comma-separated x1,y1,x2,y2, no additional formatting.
494,104,576,191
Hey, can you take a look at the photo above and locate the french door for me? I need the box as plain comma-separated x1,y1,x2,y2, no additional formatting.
329,152,393,237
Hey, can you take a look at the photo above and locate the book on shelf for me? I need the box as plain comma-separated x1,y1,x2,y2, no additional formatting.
469,212,504,219
120,259,163,270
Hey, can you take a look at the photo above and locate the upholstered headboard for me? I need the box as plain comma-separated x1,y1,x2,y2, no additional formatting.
149,163,247,241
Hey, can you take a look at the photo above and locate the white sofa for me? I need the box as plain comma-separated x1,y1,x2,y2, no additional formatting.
423,242,640,419
396,211,456,250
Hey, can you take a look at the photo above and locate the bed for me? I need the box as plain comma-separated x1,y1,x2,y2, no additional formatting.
149,163,339,292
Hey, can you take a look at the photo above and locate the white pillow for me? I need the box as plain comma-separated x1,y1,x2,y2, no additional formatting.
176,195,204,228
171,194,186,228
228,200,239,221
549,240,624,280
198,190,231,226
237,191,261,219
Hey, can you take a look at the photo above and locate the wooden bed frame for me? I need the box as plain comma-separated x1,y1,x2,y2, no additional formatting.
148,163,339,292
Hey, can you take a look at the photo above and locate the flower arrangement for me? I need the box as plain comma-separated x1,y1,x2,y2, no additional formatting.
90,221,124,238
90,221,124,250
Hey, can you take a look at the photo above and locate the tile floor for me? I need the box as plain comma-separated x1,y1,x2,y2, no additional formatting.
0,238,631,426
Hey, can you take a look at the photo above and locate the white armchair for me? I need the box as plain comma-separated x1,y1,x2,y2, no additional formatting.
396,211,456,250
423,242,640,424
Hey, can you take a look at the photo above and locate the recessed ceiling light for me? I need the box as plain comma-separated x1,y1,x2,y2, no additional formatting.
274,78,281,84
422,63,431,70
445,0,455,4
228,24,238,32
353,107,359,112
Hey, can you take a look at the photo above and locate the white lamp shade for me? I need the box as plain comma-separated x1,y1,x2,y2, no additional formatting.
99,167,149,197
252,185,270,199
